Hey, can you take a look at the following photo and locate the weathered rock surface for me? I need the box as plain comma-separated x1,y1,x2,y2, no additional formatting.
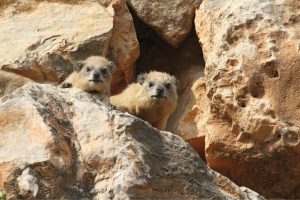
100,0,140,93
195,0,300,198
174,78,209,161
0,0,139,91
127,0,202,47
0,84,264,199
0,0,112,82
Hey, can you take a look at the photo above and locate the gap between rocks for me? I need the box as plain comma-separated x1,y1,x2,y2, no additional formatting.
127,4,207,161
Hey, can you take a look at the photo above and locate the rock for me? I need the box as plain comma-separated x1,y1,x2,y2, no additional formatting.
195,0,300,198
0,70,34,97
0,0,113,82
174,78,209,161
100,0,140,93
0,84,264,199
127,0,202,47
17,168,39,197
0,0,139,92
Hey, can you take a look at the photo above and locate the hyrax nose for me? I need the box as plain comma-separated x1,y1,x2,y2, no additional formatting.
156,87,163,95
93,73,100,79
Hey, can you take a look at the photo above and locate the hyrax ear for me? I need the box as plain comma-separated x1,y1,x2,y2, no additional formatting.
137,73,147,85
108,61,116,74
74,61,85,73
172,76,179,88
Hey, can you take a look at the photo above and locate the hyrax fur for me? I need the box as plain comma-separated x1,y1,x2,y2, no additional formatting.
61,56,116,96
110,71,179,130
0,70,33,97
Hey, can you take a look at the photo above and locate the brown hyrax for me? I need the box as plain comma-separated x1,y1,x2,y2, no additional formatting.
0,70,33,97
110,71,179,130
61,56,116,96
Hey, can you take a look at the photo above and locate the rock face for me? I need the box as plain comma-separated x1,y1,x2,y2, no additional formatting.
0,84,264,199
0,0,139,91
0,0,112,82
1,0,299,198
174,78,209,161
127,0,202,47
100,0,140,93
195,0,300,198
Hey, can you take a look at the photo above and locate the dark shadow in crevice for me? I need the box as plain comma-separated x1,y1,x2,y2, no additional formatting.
128,5,205,78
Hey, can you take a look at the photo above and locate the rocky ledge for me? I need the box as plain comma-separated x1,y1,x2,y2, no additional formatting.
0,84,263,199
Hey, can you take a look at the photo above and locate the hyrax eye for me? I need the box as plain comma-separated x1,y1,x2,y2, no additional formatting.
101,69,107,74
165,83,171,89
86,67,91,72
148,82,154,87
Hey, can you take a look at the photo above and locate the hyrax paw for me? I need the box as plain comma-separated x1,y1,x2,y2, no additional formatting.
60,82,73,88
110,105,118,110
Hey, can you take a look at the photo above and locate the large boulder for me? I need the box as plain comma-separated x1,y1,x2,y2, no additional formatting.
195,0,300,198
0,84,264,199
0,0,112,82
127,0,202,47
0,0,139,92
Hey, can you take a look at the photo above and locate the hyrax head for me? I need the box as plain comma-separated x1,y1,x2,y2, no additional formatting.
137,71,179,101
75,56,116,92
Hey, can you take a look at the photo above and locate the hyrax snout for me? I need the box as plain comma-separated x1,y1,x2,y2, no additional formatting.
61,56,116,96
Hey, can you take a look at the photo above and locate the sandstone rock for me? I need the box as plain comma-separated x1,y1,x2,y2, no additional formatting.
0,0,139,92
174,78,209,161
0,70,33,97
100,0,140,93
0,0,113,82
127,0,202,47
195,0,300,198
17,168,39,197
0,84,264,199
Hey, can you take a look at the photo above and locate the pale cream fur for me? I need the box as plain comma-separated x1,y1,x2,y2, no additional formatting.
61,56,115,96
0,70,33,97
110,71,178,130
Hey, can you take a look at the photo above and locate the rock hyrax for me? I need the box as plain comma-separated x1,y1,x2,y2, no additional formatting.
110,71,179,130
61,56,116,96
0,70,33,97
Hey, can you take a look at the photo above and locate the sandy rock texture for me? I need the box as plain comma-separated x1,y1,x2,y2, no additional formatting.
195,0,300,198
0,0,112,82
174,77,209,161
127,0,202,47
0,0,139,89
100,0,140,93
0,84,264,199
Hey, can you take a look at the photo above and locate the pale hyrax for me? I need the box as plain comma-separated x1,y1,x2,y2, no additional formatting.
61,56,116,96
110,71,179,130
0,70,33,97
